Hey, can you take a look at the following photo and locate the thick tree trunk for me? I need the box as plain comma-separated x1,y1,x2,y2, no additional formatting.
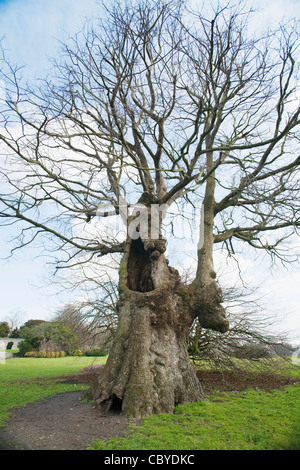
87,236,204,417
87,182,229,418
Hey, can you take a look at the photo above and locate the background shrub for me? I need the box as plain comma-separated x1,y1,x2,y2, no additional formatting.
24,351,35,357
73,349,83,356
84,348,107,357
23,350,66,358
38,351,47,358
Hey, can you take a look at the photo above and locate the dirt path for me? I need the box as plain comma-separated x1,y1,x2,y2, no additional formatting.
0,390,130,450
0,365,132,451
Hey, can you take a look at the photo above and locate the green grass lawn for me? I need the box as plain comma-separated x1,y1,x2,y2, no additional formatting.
0,356,106,428
88,386,300,450
1,356,299,450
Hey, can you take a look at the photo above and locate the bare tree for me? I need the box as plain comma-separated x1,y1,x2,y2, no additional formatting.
4,309,24,333
54,277,119,350
0,1,299,417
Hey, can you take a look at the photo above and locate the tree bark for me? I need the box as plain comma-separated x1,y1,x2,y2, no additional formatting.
191,151,229,334
87,234,205,417
87,188,229,418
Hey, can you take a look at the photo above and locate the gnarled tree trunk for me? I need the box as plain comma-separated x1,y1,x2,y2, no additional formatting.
87,236,205,417
86,195,228,417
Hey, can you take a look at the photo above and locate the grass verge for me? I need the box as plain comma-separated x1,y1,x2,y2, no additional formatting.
89,385,300,450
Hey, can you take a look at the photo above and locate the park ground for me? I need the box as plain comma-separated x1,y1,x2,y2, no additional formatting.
0,356,299,450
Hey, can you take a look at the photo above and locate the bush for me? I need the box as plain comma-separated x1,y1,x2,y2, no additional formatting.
73,349,83,356
38,351,47,358
84,348,107,357
0,321,10,337
23,350,67,358
24,351,36,357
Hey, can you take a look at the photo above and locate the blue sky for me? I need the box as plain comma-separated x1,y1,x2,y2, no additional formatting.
0,0,100,79
0,0,299,344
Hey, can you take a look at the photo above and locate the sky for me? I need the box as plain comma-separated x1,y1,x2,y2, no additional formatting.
0,0,299,345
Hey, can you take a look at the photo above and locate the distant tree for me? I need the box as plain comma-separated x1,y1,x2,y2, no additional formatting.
4,309,24,334
20,319,45,329
54,277,119,350
9,327,21,338
19,319,45,332
41,321,78,354
54,303,97,350
18,320,46,342
18,320,78,355
0,322,10,337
